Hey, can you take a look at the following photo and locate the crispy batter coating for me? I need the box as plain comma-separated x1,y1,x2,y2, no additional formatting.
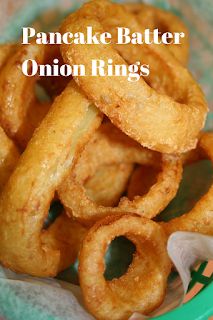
60,0,207,153
0,82,102,276
163,132,213,237
79,214,171,320
58,123,182,226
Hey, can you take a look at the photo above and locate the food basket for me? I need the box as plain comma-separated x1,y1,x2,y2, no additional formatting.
0,0,212,320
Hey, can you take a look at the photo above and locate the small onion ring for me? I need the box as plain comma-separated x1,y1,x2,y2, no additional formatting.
162,132,213,237
58,123,182,226
60,0,207,153
42,212,87,272
79,214,171,320
0,82,102,276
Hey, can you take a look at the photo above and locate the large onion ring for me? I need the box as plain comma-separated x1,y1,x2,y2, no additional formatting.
163,132,213,237
58,123,182,226
79,214,171,320
60,0,207,153
0,124,87,273
0,82,102,276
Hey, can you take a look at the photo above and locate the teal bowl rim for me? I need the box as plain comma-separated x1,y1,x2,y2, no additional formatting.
154,282,213,320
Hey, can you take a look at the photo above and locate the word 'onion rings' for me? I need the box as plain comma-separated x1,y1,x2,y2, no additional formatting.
0,82,102,276
79,214,171,320
58,123,182,226
162,132,213,237
60,0,207,153
85,163,134,207
124,3,189,65
0,44,50,148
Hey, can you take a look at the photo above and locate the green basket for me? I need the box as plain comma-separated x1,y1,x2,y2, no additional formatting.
155,283,213,320
155,262,213,320
0,1,212,320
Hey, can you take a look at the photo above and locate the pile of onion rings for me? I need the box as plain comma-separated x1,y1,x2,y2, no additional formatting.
0,1,212,319
58,122,183,226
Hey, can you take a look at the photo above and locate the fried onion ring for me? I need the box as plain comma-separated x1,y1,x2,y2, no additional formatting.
58,123,182,226
0,82,102,276
0,125,86,273
124,3,189,65
42,212,87,272
0,44,51,149
60,0,207,153
163,132,213,237
79,214,171,320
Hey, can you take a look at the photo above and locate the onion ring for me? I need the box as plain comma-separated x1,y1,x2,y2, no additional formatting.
124,3,189,65
58,123,182,226
0,82,102,276
85,163,134,207
0,125,86,273
162,132,213,237
79,214,171,320
42,212,87,272
0,44,51,149
60,0,207,153
0,124,86,272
